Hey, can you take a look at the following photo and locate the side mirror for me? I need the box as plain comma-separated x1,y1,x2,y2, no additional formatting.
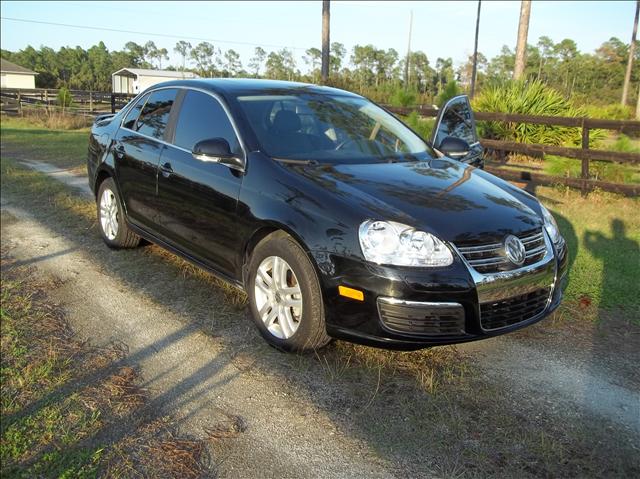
438,136,469,160
192,138,244,171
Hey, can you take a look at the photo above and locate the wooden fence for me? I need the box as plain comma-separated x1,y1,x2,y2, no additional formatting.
386,105,640,196
0,88,135,115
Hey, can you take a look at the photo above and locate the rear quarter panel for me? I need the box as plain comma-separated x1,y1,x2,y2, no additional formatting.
87,115,121,195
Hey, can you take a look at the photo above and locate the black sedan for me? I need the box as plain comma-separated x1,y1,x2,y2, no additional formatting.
87,79,568,352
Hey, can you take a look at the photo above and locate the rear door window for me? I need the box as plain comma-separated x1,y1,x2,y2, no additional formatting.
173,90,242,155
135,89,178,140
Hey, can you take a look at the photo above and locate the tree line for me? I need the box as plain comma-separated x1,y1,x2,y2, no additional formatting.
1,36,638,105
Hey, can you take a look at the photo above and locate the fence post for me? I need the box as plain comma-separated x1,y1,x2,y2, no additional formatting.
581,119,590,195
89,91,93,112
111,93,116,114
17,91,22,115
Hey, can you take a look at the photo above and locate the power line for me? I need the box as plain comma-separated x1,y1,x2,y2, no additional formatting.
0,16,306,51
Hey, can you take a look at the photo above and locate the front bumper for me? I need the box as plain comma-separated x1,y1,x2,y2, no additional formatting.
313,233,568,350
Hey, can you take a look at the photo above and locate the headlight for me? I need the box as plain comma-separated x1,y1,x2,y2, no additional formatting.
358,220,453,267
540,205,562,244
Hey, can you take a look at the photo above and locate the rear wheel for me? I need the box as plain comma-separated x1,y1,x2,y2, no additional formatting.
96,177,140,249
247,232,330,352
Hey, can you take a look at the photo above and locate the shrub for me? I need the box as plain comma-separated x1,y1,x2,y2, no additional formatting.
612,134,640,153
57,87,73,108
473,80,605,147
435,81,461,108
584,103,634,120
390,88,417,107
403,111,434,139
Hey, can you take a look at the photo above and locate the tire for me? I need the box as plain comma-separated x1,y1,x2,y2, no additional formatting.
96,177,140,249
247,231,331,353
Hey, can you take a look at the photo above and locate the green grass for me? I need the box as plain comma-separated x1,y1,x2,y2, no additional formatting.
543,155,640,184
541,187,640,313
0,273,106,478
0,115,89,169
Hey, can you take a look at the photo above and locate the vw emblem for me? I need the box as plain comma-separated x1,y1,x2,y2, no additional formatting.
504,234,526,266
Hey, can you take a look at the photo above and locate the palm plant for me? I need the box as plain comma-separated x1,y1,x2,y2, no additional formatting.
473,80,605,146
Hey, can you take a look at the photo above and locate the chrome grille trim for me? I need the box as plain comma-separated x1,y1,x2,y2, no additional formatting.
457,242,502,254
525,244,546,257
455,228,548,275
522,233,543,245
451,228,558,333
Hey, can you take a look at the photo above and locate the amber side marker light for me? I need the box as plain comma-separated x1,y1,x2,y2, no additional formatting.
338,286,364,301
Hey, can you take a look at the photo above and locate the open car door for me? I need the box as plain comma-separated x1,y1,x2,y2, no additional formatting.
430,95,484,167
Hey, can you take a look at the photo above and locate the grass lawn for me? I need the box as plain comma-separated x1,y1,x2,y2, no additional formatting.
544,155,640,184
0,115,89,169
540,187,639,314
1,116,638,315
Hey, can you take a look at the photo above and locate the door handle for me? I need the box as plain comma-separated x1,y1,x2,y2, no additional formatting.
160,162,173,178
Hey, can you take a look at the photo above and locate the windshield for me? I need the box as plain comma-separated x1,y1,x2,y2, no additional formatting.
236,93,435,164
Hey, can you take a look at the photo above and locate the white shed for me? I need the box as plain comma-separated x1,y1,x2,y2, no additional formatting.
111,68,199,94
1,58,37,89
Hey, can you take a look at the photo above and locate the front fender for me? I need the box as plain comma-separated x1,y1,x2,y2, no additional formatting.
236,152,367,278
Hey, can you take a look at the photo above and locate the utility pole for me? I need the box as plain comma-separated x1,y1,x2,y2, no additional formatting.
470,0,482,97
622,0,639,106
321,0,330,84
404,10,413,88
513,0,531,80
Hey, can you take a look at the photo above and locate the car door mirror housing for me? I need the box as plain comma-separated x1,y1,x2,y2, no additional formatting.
193,137,233,158
439,136,470,160
192,138,244,171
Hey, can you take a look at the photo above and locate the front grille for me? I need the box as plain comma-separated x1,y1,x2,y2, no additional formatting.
456,228,547,274
378,299,465,336
480,288,550,330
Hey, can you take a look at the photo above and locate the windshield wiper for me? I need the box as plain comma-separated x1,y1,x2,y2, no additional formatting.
272,157,319,166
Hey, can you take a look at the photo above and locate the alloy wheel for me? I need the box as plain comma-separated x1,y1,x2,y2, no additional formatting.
99,188,119,240
254,255,303,339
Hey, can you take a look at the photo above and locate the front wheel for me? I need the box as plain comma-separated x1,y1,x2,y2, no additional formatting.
247,231,330,352
96,177,140,249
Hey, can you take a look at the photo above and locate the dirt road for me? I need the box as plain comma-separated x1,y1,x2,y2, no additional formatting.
1,159,638,477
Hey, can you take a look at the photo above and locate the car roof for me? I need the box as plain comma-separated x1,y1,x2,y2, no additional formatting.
148,78,363,99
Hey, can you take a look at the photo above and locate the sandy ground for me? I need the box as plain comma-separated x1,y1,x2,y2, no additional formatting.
1,159,638,477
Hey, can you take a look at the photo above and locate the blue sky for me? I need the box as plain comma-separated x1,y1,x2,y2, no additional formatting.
0,1,635,71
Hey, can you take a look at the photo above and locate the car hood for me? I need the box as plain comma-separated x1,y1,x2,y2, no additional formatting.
295,158,543,245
